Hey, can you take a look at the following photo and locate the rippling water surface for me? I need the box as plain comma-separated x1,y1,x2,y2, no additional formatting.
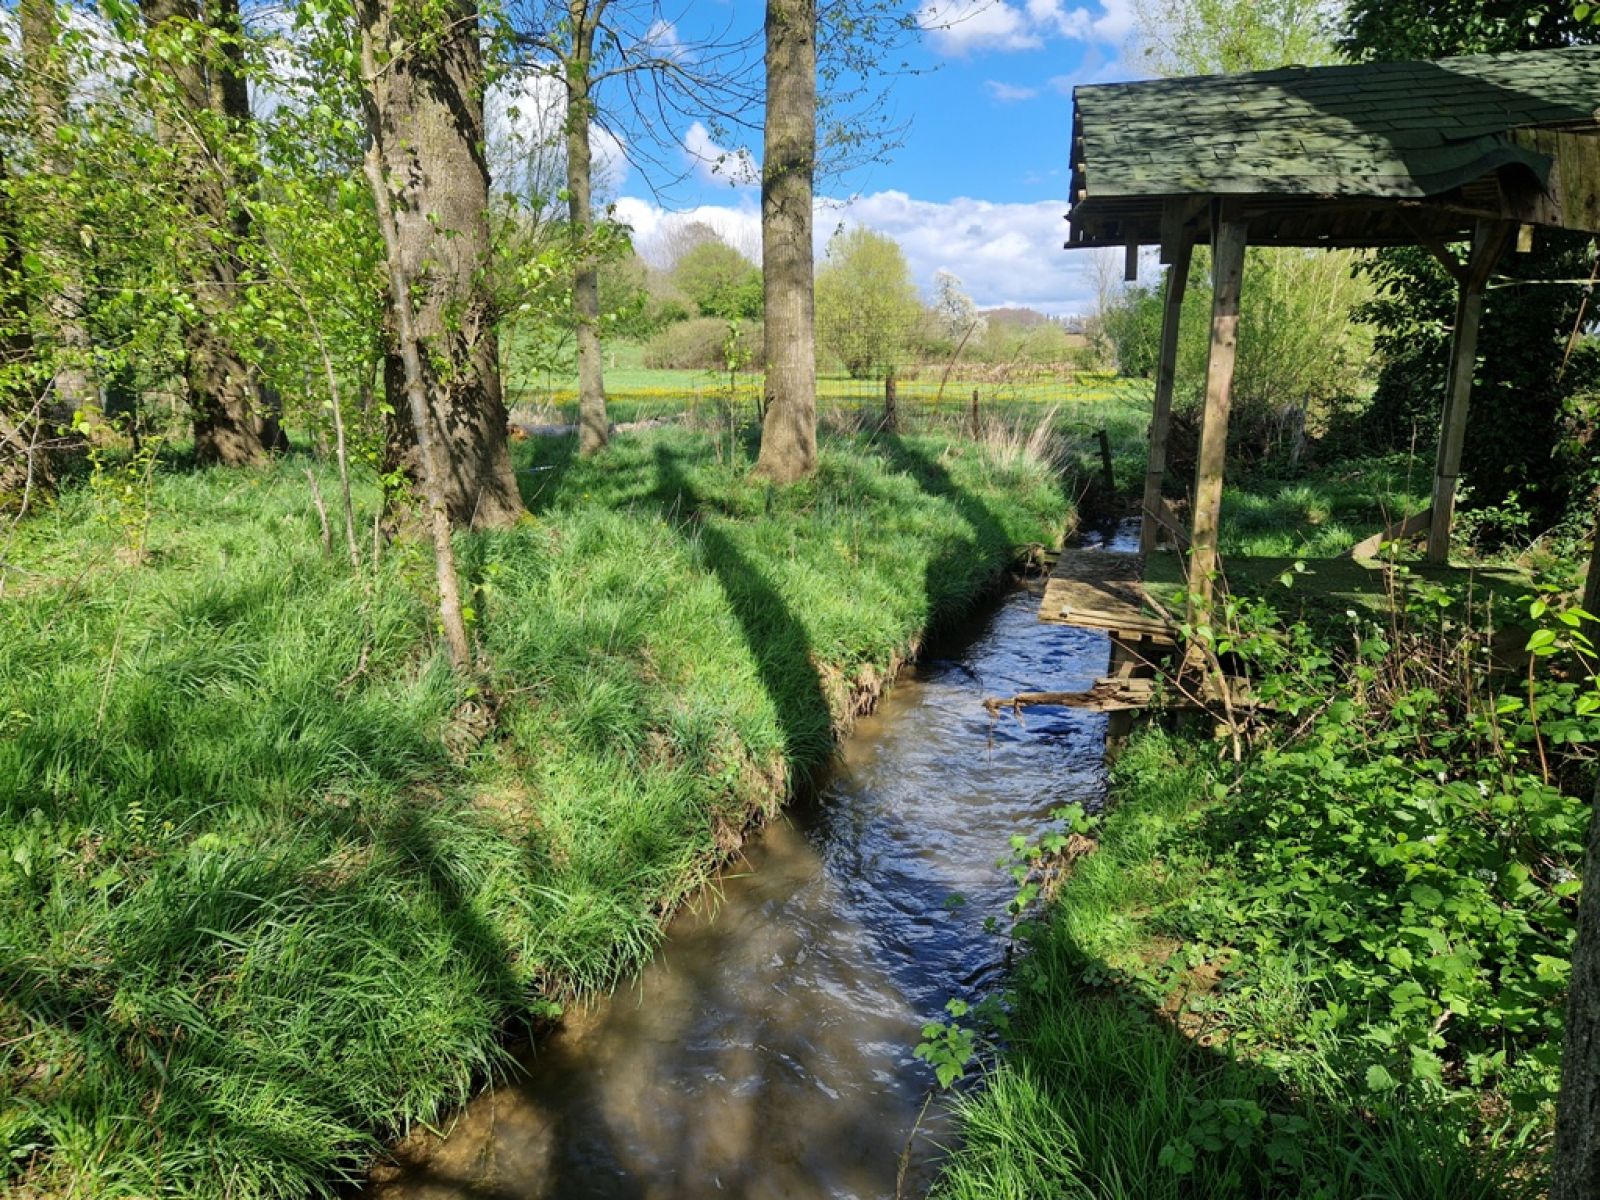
371,524,1133,1200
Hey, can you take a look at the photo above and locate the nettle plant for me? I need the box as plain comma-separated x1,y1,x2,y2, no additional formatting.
1170,567,1599,1128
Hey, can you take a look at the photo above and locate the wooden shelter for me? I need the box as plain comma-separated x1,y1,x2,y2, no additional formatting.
1066,45,1600,606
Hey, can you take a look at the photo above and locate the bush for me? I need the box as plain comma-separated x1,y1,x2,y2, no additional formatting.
641,318,761,371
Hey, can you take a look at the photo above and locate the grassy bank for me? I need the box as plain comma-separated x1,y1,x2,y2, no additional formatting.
937,613,1592,1200
0,425,1069,1199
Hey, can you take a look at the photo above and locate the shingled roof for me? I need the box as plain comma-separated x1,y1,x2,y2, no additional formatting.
1068,45,1600,249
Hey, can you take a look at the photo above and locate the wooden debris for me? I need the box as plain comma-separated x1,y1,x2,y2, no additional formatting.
1039,548,1172,637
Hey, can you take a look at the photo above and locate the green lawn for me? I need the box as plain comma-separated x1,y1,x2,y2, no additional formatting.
0,426,1069,1199
504,362,1153,429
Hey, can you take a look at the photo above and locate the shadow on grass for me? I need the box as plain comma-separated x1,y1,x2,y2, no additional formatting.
646,443,833,776
514,433,578,516
0,799,563,1198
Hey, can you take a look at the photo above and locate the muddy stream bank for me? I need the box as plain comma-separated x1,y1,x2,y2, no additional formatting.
367,522,1137,1200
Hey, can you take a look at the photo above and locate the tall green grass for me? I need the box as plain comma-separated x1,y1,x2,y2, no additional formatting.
1,426,1068,1198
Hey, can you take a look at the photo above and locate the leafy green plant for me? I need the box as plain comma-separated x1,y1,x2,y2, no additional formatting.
74,412,163,559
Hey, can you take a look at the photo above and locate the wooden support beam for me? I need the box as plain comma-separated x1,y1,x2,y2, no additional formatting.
1428,219,1512,564
1159,196,1208,265
1349,507,1431,560
1583,509,1600,630
1418,236,1468,282
1124,239,1139,282
1140,230,1194,557
1186,206,1247,613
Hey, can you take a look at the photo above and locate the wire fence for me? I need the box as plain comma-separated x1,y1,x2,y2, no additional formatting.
508,364,1154,443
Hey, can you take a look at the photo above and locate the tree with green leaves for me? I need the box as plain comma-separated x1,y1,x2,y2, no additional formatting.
137,0,283,465
1134,0,1337,74
505,1,762,455
17,0,98,438
671,236,762,321
814,225,920,380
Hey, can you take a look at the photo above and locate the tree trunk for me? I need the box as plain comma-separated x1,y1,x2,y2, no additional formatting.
753,0,818,484
1555,774,1600,1200
566,0,608,456
1,149,53,513
18,0,99,431
363,0,523,529
139,0,269,466
211,0,286,454
359,25,473,669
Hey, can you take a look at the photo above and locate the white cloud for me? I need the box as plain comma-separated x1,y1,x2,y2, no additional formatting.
918,0,1041,55
919,0,1135,57
615,190,1095,316
1024,0,1092,39
682,121,760,188
1091,0,1138,41
640,18,687,61
985,79,1039,102
827,191,1089,312
485,71,629,199
612,197,763,266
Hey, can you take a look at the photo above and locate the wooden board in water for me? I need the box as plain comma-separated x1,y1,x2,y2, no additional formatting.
1039,549,1173,637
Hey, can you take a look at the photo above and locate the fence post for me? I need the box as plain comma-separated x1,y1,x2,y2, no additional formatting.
970,388,980,437
884,367,898,432
1097,427,1115,495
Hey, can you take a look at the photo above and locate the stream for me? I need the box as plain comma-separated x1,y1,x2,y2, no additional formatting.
369,521,1137,1200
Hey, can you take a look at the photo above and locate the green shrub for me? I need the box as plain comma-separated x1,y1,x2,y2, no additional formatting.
641,317,761,371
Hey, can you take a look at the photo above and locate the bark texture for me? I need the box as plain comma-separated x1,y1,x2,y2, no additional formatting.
1,149,52,511
140,0,269,465
18,0,98,429
362,0,523,530
359,32,474,670
1555,776,1600,1200
753,0,818,484
566,0,609,456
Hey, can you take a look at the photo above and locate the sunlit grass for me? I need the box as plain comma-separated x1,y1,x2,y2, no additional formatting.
0,425,1069,1199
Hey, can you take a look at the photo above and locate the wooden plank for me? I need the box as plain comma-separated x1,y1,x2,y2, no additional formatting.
1349,507,1431,560
1187,205,1248,612
1039,549,1172,636
1140,230,1194,557
1428,219,1510,564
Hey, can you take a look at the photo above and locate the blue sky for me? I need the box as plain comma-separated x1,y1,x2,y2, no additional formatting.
602,0,1145,315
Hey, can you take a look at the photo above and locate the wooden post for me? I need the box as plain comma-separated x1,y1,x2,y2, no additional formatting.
1583,509,1600,629
1140,230,1194,557
883,367,898,432
1428,220,1508,564
1187,208,1247,614
970,388,980,436
1097,428,1115,495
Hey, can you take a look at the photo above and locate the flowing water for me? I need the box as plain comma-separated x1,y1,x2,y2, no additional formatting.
370,523,1137,1200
